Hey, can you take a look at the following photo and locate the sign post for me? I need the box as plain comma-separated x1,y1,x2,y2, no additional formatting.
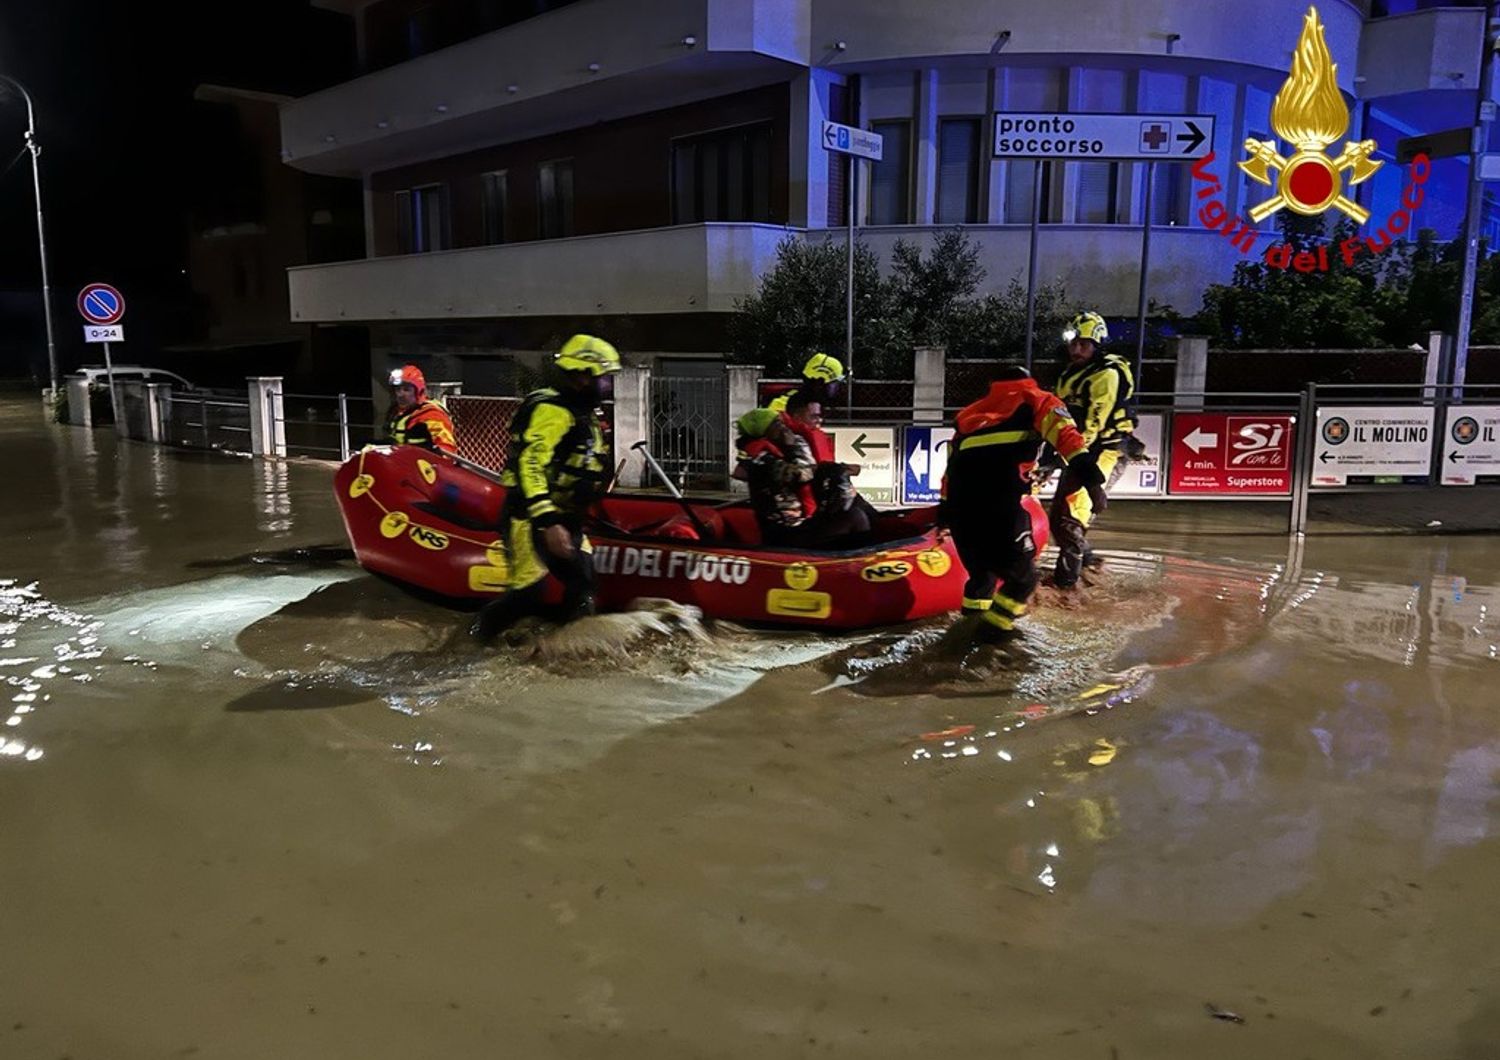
78,283,127,427
1167,412,1295,495
1312,405,1436,486
822,121,882,418
993,113,1215,370
825,424,896,505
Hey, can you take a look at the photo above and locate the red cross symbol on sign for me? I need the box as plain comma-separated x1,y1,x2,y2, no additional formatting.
1140,123,1169,152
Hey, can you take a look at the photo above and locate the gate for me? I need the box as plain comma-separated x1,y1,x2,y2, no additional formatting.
650,369,728,491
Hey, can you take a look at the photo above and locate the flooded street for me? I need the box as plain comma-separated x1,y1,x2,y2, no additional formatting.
3,393,1499,1059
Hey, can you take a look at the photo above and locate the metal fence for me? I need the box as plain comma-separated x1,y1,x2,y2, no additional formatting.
278,392,382,461
449,395,522,472
651,373,728,490
166,390,253,453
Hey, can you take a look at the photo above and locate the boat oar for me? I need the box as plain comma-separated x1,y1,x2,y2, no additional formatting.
630,441,715,541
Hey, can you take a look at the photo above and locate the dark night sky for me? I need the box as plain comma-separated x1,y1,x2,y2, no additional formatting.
0,1,353,350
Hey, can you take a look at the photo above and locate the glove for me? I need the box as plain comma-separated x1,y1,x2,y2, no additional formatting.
1068,452,1106,488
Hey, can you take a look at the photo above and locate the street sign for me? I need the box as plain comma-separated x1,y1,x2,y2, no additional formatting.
1441,406,1500,486
83,325,124,343
1395,126,1472,164
1313,406,1434,486
821,121,883,161
827,425,896,504
77,283,125,326
1168,413,1295,495
993,113,1215,161
901,426,954,504
1482,154,1500,182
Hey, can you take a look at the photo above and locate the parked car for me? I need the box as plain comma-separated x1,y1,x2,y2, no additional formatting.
70,366,197,392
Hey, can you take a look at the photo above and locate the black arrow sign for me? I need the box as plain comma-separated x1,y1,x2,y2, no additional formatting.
1176,120,1205,154
851,432,890,459
823,125,839,148
1449,450,1465,464
1318,451,1333,464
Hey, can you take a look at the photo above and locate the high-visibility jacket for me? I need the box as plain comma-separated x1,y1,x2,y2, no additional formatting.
942,378,1089,517
499,388,610,528
388,400,457,454
1055,351,1136,450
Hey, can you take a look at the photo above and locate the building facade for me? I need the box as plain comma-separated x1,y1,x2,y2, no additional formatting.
280,0,1495,389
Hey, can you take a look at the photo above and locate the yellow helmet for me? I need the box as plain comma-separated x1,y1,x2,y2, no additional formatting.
554,334,621,376
1063,312,1108,345
802,352,845,383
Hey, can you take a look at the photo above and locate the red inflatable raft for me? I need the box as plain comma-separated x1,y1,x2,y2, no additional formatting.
333,446,1049,630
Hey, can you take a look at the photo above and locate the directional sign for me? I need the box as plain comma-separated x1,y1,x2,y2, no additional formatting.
901,426,954,504
1169,413,1294,495
84,325,124,344
821,121,883,161
77,283,125,326
1396,126,1472,164
993,113,1215,161
1313,406,1434,486
1440,406,1500,486
826,425,896,505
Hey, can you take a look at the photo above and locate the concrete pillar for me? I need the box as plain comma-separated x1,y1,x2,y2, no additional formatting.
912,68,939,225
1170,336,1209,410
248,377,287,458
116,381,146,441
612,366,651,489
431,380,463,401
1424,330,1454,401
790,70,840,229
146,383,170,444
66,376,92,428
913,346,947,424
725,364,762,495
984,68,1004,223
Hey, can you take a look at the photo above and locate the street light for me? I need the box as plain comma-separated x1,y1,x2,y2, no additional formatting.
0,74,59,396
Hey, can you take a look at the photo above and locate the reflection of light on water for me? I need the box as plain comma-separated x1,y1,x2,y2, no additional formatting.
256,460,293,534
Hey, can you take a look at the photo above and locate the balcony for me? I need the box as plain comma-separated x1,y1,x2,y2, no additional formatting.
282,0,810,177
1359,6,1489,100
290,221,1254,325
287,223,790,321
811,0,1364,89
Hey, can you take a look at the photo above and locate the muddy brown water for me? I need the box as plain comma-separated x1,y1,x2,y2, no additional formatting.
2,396,1498,1059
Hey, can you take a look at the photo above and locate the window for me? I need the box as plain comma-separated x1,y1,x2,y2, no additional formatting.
1150,162,1187,226
868,120,911,225
671,123,774,224
405,5,433,59
538,159,574,239
482,171,508,245
395,184,449,253
1075,162,1121,224
1004,160,1056,223
936,118,982,224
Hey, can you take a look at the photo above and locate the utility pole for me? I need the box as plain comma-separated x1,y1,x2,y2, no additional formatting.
1453,1,1499,399
0,74,60,395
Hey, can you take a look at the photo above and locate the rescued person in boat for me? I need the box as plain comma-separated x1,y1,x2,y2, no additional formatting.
941,366,1104,642
783,393,879,536
733,408,871,550
470,335,620,641
384,364,458,454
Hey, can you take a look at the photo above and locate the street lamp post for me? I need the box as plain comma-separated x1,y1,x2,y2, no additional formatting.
0,74,59,396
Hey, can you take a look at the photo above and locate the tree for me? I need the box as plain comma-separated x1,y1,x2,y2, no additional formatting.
728,237,891,377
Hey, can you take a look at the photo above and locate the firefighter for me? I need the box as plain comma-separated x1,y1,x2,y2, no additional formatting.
941,366,1103,642
384,364,457,454
1048,311,1136,589
470,335,619,640
768,352,845,417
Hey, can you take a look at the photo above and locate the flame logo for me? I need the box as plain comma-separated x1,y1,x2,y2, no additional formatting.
1239,6,1381,223
1271,7,1348,151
